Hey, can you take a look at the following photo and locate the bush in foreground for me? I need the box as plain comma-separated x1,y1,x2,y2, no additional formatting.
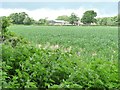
2,42,119,89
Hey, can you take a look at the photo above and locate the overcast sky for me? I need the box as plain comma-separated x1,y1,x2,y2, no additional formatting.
0,1,118,20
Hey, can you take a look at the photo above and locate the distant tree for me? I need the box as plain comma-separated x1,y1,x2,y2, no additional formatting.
81,10,97,25
38,18,48,25
9,12,28,24
107,17,113,26
96,16,118,26
39,19,45,25
30,18,36,24
101,18,108,25
96,17,108,26
112,16,118,26
56,15,69,21
96,18,101,25
18,12,28,24
9,13,19,24
23,17,32,25
69,13,79,25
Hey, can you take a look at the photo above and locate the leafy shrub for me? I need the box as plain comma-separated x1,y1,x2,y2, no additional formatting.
2,43,120,89
0,16,11,33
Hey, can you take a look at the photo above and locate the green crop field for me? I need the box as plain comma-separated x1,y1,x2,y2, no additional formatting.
9,25,118,61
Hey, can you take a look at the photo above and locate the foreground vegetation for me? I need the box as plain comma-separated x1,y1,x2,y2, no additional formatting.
1,17,120,89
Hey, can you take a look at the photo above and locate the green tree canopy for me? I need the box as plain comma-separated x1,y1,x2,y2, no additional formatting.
81,10,97,24
23,17,32,25
9,12,28,24
69,13,79,25
18,12,28,24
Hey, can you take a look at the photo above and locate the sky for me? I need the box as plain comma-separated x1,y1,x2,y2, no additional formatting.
0,1,118,20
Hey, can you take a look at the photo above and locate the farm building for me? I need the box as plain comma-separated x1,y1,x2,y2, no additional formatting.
48,20,71,25
48,20,85,26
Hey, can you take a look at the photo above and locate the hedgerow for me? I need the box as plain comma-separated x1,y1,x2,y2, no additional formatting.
2,42,120,89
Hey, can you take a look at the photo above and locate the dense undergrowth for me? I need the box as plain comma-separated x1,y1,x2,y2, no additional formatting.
1,17,120,89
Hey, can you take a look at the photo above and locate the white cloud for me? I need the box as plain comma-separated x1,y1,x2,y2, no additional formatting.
0,8,28,16
0,8,117,20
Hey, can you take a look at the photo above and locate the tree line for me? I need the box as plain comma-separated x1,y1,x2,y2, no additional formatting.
96,16,118,26
1,10,118,26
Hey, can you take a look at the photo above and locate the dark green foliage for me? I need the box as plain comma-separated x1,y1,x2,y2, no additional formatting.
0,16,27,47
69,13,79,25
18,12,28,24
23,17,32,25
9,13,19,24
9,12,34,25
81,10,97,24
2,43,119,89
0,16,11,33
0,16,11,44
2,31,28,47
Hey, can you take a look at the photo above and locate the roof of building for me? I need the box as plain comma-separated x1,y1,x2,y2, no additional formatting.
49,20,66,23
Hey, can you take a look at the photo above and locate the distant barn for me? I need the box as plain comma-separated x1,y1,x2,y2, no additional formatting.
48,20,71,26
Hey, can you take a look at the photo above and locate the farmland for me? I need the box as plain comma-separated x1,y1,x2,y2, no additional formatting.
1,1,119,88
9,25,118,61
2,25,119,89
